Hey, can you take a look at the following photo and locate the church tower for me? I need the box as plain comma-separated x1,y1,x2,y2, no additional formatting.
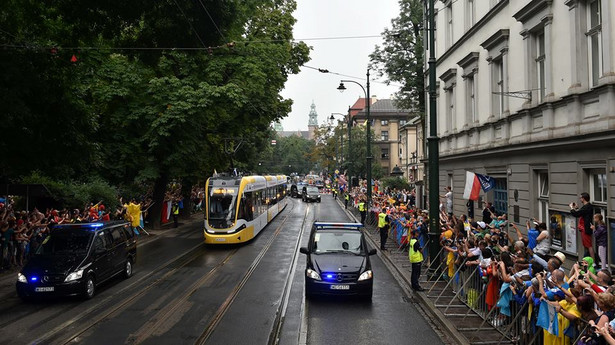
307,101,318,140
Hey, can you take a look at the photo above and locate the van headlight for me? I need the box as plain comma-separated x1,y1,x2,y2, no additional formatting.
17,272,27,283
65,268,85,282
358,270,373,281
306,268,321,281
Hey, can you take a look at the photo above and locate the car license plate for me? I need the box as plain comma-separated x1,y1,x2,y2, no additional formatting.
214,238,226,242
35,287,54,292
330,284,349,290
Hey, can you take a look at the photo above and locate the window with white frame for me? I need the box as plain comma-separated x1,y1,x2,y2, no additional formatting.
446,1,453,49
381,131,389,141
446,86,455,132
381,119,389,126
400,119,407,126
590,169,607,203
535,30,546,102
458,52,479,127
467,75,477,124
537,172,549,223
465,0,476,30
587,0,603,86
492,58,504,117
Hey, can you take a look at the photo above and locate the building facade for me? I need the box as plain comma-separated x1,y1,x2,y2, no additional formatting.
399,117,423,184
428,0,615,259
354,99,412,175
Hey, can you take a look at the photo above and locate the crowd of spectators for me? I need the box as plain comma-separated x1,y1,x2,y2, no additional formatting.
345,181,615,344
0,196,151,273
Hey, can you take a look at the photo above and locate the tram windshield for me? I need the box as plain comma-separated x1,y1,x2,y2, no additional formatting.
208,187,238,229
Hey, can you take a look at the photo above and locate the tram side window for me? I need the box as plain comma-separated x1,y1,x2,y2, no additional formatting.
239,192,254,221
278,185,285,200
270,186,277,205
254,190,263,216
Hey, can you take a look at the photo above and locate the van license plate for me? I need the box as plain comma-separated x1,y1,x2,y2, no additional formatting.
35,287,54,292
330,285,349,290
214,238,226,242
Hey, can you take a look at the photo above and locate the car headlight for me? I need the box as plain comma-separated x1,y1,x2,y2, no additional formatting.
65,268,85,282
17,273,27,283
358,270,373,281
306,268,321,281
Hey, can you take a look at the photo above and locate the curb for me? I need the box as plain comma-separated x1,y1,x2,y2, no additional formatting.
338,200,470,345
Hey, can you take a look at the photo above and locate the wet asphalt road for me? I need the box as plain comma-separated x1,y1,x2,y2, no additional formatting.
0,195,443,345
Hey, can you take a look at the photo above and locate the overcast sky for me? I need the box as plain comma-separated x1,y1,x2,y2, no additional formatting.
279,0,401,131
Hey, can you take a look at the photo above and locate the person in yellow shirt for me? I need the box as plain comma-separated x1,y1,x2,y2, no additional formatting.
544,286,582,345
124,198,142,235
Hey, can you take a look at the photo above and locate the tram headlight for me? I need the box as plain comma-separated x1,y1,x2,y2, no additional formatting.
358,270,373,281
306,268,321,281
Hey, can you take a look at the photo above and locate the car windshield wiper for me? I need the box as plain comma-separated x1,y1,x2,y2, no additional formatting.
324,250,353,254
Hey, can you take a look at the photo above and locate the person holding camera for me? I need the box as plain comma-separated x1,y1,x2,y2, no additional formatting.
570,192,595,262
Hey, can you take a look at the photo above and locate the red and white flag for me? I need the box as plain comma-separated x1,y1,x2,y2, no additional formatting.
463,171,481,200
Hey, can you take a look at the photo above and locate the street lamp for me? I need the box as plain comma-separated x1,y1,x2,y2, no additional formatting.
330,111,352,180
337,69,371,207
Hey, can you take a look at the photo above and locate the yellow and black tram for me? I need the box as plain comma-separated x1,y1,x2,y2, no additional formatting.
204,175,287,244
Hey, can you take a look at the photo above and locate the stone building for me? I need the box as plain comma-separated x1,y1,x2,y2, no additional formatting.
427,0,615,258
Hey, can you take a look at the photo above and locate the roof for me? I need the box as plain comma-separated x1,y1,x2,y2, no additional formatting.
277,130,311,139
354,99,412,119
349,98,368,118
313,222,363,231
52,220,129,230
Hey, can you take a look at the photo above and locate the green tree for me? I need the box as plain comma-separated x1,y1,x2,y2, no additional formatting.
369,0,424,113
0,1,310,227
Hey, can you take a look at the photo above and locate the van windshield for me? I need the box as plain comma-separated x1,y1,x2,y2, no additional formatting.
37,231,93,255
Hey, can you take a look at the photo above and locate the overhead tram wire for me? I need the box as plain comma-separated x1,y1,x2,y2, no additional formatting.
0,35,387,52
303,65,404,88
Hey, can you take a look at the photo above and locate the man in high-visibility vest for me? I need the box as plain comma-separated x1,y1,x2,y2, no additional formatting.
344,193,350,209
171,200,180,228
378,208,390,251
358,199,366,224
409,229,425,291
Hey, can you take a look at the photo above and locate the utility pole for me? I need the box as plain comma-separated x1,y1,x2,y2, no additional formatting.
427,0,441,273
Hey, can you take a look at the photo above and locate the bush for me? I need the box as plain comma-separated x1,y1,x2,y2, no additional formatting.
20,171,119,210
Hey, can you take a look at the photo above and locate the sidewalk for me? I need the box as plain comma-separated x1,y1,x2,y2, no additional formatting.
338,201,508,345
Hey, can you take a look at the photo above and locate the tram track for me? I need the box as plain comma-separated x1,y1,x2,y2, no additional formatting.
194,200,309,345
267,202,311,345
30,199,305,345
33,239,209,345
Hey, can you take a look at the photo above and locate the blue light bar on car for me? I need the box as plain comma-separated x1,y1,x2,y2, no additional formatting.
89,223,104,228
30,277,38,282
313,222,363,230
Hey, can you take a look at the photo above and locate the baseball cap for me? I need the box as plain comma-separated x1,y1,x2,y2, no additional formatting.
553,252,566,264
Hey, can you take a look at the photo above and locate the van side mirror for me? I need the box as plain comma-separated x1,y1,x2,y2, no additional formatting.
299,247,309,254
368,249,377,256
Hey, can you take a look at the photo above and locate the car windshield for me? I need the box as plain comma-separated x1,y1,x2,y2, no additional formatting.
36,231,93,255
313,231,363,254
306,187,319,194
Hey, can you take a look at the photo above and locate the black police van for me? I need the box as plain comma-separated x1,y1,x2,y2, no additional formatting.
16,221,137,300
300,222,376,300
